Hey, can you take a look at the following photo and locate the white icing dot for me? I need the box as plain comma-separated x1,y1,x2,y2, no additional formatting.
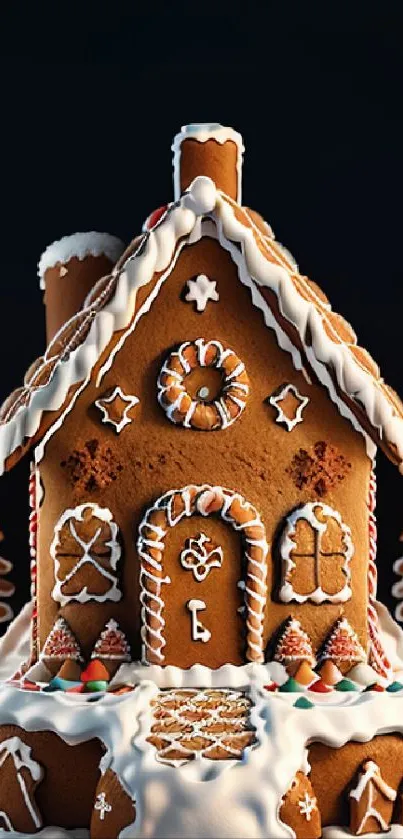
187,176,217,215
198,386,210,400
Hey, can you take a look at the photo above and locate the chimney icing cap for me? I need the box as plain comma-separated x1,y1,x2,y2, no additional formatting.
172,123,245,204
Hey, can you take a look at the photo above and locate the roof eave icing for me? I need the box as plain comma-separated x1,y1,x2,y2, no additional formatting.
0,176,402,475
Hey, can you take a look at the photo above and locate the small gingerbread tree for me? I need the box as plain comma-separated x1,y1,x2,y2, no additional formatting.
392,534,403,623
350,760,396,835
41,617,83,662
319,617,366,668
91,619,131,662
0,530,15,628
274,618,315,669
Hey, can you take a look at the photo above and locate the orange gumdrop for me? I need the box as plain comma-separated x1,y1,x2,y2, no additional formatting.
80,659,110,683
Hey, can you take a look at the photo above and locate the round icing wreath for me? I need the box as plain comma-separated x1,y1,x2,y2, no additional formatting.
157,338,250,430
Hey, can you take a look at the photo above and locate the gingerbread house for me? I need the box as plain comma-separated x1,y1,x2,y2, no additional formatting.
1,122,403,678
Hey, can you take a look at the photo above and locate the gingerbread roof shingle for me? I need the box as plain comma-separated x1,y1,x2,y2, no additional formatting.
1,175,403,474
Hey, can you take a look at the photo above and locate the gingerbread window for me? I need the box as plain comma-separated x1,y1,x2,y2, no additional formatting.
51,503,122,606
278,502,353,605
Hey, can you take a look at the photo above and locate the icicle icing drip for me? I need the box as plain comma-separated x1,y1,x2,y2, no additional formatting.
367,466,392,678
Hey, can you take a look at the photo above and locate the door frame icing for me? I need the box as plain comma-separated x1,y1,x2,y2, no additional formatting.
137,484,269,665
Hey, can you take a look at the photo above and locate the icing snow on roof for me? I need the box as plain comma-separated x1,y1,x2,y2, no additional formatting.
38,232,125,290
1,176,403,475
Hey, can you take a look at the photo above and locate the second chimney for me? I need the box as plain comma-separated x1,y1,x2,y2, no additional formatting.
172,123,244,204
38,232,125,344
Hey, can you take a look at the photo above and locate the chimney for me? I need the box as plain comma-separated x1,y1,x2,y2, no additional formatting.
38,232,125,344
172,123,244,204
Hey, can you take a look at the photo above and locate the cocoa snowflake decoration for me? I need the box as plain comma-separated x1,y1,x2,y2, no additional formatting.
268,383,309,431
95,386,139,434
180,533,224,581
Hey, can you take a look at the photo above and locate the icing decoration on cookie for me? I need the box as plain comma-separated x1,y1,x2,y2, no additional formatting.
273,618,316,667
94,791,112,821
180,533,223,581
146,688,255,766
41,616,83,662
37,231,125,289
367,467,392,677
51,503,122,606
0,738,43,831
138,485,268,664
319,617,366,666
279,502,353,605
185,274,219,312
0,532,14,625
95,386,140,434
298,791,318,822
91,619,131,662
157,339,250,431
349,760,396,835
268,384,309,431
187,599,211,643
393,554,403,623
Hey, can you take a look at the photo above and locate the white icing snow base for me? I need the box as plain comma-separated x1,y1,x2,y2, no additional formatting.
1,604,403,837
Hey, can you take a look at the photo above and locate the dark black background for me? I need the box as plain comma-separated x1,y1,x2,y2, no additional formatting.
0,3,402,630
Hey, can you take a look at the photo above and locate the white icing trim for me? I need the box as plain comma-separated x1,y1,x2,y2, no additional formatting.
279,503,354,605
268,384,309,431
95,386,139,433
172,123,245,202
4,176,402,474
38,232,125,289
94,792,112,820
51,503,122,607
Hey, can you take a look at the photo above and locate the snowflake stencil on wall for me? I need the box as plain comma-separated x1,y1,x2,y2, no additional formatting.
268,383,309,431
95,386,139,434
185,274,219,312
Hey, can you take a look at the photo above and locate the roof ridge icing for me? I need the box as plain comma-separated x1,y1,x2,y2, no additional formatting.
1,175,403,474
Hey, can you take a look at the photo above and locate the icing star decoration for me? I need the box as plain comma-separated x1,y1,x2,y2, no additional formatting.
95,386,139,434
298,792,317,822
268,383,309,431
185,274,219,312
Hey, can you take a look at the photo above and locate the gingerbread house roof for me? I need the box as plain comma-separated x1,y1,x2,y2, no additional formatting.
1,175,403,474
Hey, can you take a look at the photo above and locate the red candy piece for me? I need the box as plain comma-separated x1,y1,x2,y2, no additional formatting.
80,659,110,684
264,683,279,692
66,684,85,694
22,680,41,692
309,679,332,694
145,205,168,231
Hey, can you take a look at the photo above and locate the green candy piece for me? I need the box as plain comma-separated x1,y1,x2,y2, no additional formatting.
85,680,109,693
334,678,359,692
386,681,403,693
294,697,314,709
279,677,301,693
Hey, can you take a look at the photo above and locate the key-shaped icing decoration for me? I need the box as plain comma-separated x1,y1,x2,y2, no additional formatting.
187,599,211,643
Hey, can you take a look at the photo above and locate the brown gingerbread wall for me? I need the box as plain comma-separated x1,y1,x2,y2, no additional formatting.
0,725,102,828
309,734,403,827
36,236,371,667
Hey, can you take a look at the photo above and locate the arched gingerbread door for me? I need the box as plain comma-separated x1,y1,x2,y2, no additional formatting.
137,485,268,668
